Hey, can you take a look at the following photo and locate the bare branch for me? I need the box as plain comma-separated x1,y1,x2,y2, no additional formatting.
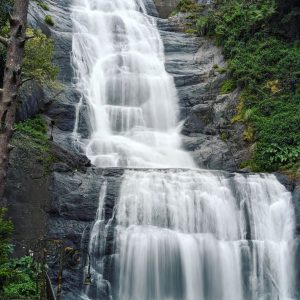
0,36,8,47
20,77,33,86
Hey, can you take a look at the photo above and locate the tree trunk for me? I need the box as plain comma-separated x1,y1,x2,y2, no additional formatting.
0,0,30,201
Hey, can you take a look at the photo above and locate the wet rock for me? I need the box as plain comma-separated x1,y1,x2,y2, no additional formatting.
16,81,50,122
144,0,159,17
182,103,214,135
159,19,251,171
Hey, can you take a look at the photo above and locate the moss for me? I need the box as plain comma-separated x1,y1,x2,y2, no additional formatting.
38,1,49,10
220,132,230,142
185,28,197,35
44,15,54,26
220,79,236,94
13,116,56,172
231,96,244,123
216,67,227,74
243,125,255,142
174,0,204,14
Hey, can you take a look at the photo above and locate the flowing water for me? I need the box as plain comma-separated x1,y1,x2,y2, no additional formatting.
71,0,296,299
71,0,194,168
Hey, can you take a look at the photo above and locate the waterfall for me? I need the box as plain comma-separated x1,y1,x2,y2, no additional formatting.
71,0,296,299
71,0,194,168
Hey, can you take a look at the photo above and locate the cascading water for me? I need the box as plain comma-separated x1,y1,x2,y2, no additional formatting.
71,0,296,299
71,0,194,168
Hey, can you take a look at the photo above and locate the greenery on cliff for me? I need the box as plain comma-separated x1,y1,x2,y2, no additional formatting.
195,0,300,172
0,209,38,299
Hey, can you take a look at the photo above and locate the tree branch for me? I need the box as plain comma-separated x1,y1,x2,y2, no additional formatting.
20,77,33,86
0,36,8,47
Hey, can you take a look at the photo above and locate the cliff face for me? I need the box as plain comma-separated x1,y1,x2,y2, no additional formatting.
154,0,180,18
3,0,300,298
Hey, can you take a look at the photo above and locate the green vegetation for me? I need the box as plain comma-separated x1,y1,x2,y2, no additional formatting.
196,0,300,172
220,79,236,94
0,7,58,87
23,28,59,85
44,15,54,26
14,116,55,171
174,0,204,13
171,0,204,34
0,209,39,299
37,1,49,11
0,0,12,86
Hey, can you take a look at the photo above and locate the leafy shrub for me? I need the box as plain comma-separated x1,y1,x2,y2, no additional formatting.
0,210,39,299
23,28,59,85
44,15,54,26
174,0,204,14
38,1,49,11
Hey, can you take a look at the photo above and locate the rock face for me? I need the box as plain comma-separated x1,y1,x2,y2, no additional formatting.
154,0,180,18
159,20,251,171
27,0,80,153
4,137,50,257
47,166,124,299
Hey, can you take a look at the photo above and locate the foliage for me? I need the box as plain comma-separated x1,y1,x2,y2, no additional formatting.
197,0,300,171
0,208,13,266
174,0,204,14
0,0,12,86
1,256,39,299
0,209,38,299
171,0,204,32
23,28,59,85
14,116,55,171
37,1,49,11
1,23,58,87
0,0,12,28
44,15,54,26
15,115,48,142
220,79,236,94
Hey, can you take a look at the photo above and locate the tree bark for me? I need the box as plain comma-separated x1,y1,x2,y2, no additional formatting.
0,0,30,201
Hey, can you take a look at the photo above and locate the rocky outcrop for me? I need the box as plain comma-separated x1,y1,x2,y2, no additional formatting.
47,166,124,299
159,19,251,171
154,0,180,18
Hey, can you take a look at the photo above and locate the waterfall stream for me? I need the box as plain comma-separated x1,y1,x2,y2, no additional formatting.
71,0,296,299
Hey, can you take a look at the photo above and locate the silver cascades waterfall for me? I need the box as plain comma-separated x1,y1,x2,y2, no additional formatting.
71,0,296,299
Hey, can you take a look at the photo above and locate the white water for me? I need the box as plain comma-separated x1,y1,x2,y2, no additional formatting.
72,0,194,168
71,0,296,299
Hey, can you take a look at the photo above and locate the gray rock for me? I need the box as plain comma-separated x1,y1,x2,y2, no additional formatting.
4,143,50,257
16,81,50,122
144,0,159,17
153,0,180,18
